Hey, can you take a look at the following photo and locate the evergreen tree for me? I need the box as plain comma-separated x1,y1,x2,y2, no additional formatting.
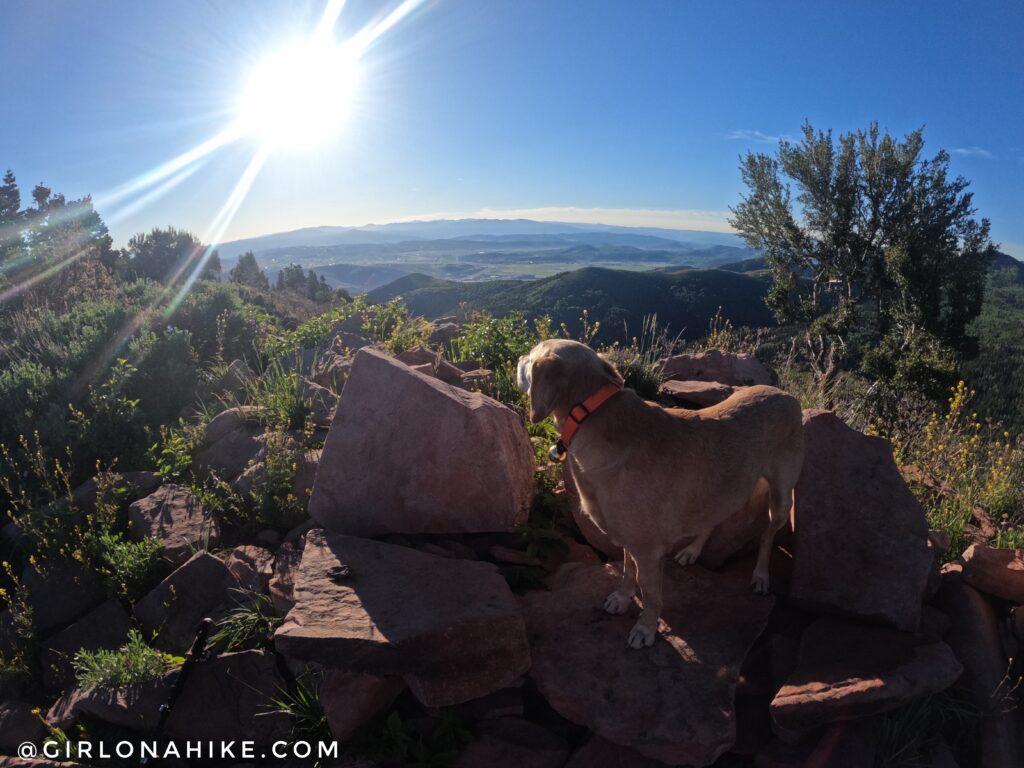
0,170,22,268
229,251,269,290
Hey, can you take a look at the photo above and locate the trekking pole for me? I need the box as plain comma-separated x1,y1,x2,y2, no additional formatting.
140,617,214,766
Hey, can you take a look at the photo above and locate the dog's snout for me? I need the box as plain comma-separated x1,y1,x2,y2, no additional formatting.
516,356,531,393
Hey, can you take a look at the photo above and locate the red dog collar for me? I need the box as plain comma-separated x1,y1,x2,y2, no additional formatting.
550,384,622,462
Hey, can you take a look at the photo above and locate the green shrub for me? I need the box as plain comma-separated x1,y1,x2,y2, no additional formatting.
886,381,1024,560
90,532,164,603
73,629,181,689
149,417,207,480
450,311,536,370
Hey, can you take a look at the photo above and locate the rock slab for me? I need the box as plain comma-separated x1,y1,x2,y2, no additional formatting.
134,552,239,653
128,484,219,566
309,347,535,536
274,529,531,707
522,560,776,766
961,544,1024,604
769,617,962,731
790,410,932,631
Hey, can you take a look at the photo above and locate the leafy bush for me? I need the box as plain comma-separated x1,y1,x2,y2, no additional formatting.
91,532,164,602
73,629,181,689
149,417,208,480
169,280,270,364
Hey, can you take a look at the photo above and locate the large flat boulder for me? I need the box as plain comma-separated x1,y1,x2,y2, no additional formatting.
769,617,962,731
790,410,932,631
659,379,736,408
274,529,531,706
961,544,1024,603
133,552,239,653
128,484,219,567
320,670,404,741
661,350,775,386
522,560,776,766
308,347,535,536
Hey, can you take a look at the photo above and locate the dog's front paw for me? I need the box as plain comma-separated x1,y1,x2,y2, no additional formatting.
674,546,700,567
603,590,633,615
750,570,770,595
626,621,656,649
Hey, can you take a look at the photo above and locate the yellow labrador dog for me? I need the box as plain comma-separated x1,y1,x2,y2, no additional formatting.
518,339,804,649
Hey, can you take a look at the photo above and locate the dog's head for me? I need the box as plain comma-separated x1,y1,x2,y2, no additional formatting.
517,339,623,423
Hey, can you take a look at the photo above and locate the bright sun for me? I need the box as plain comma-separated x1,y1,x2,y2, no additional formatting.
237,40,359,148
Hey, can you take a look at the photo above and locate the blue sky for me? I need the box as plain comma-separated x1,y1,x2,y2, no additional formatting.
2,0,1021,255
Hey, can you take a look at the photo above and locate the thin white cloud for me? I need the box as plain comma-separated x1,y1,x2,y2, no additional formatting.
397,206,736,233
726,129,788,144
954,146,994,158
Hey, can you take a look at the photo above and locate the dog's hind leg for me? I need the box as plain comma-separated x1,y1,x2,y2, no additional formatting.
627,550,664,649
751,482,793,594
674,527,711,567
604,549,637,615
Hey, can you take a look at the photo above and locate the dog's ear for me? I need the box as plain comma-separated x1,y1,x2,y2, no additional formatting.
528,353,567,423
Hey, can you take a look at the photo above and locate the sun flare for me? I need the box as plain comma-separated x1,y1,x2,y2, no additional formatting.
237,40,359,148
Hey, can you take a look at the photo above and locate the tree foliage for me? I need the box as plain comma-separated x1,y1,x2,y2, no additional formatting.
730,122,995,406
229,250,269,290
126,226,220,283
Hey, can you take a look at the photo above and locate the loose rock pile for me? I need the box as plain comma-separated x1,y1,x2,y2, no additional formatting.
2,346,1022,768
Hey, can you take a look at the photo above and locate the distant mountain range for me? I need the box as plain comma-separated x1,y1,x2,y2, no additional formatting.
217,218,756,291
217,218,746,260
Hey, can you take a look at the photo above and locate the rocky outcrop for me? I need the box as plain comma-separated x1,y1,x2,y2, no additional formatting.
661,350,775,386
164,650,290,743
936,576,1024,768
522,560,775,766
0,702,45,754
40,598,132,690
72,470,159,515
769,617,962,731
302,379,338,427
275,530,531,707
309,348,535,536
659,379,736,408
128,484,218,566
455,718,569,768
790,410,932,631
192,409,263,482
22,562,104,637
222,545,275,593
134,552,239,653
321,670,405,741
961,544,1024,603
48,675,173,732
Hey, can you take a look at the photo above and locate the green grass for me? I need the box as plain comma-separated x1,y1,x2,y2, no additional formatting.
210,590,283,652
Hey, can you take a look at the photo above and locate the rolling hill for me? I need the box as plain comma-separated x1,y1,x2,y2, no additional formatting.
367,266,774,342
